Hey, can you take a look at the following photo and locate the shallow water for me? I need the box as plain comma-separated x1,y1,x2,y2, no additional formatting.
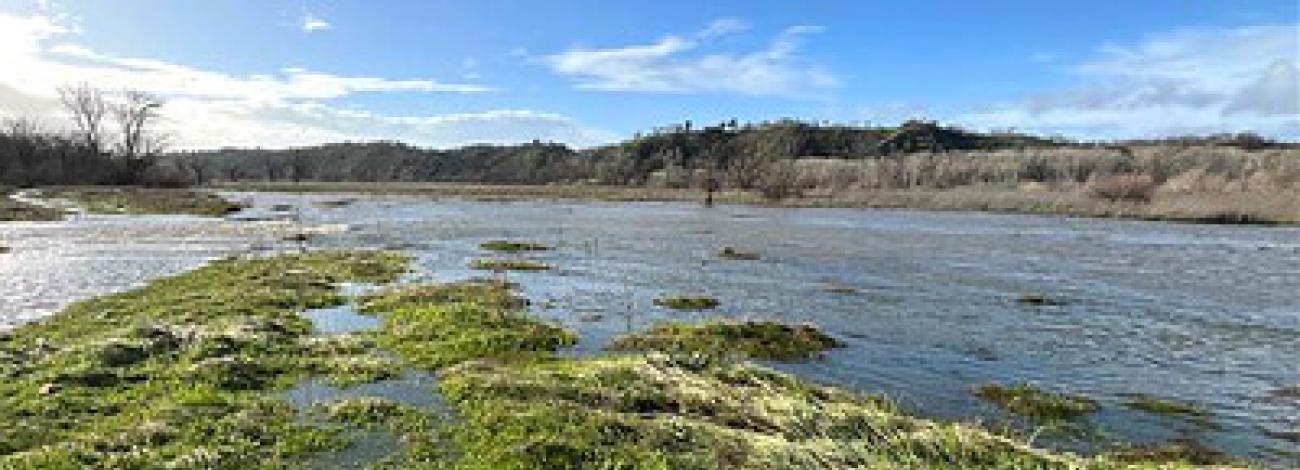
3,192,1298,465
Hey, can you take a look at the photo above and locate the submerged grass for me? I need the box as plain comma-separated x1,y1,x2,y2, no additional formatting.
0,250,407,468
41,186,245,216
468,258,552,272
1120,393,1212,420
479,240,552,252
655,295,721,310
975,383,1100,422
609,320,843,361
717,246,760,260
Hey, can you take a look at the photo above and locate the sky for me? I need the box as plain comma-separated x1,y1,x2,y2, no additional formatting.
0,0,1297,149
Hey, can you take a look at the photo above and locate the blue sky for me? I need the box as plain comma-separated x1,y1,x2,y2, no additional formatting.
0,0,1296,148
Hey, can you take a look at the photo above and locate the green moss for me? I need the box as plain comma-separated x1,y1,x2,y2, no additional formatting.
479,240,552,252
717,246,760,260
609,321,843,361
468,258,553,272
975,383,1099,421
655,296,720,310
1120,393,1212,420
368,281,576,369
0,250,406,468
41,186,245,216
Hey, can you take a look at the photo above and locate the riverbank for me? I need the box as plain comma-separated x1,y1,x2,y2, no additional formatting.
0,250,1253,468
39,186,246,217
0,186,63,222
218,181,1300,226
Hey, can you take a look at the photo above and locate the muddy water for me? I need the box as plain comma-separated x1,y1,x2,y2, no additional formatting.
3,192,1298,465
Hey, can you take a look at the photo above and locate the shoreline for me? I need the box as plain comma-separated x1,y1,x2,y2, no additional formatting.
217,181,1300,227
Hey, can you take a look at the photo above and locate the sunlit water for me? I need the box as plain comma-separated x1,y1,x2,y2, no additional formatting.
2,192,1297,466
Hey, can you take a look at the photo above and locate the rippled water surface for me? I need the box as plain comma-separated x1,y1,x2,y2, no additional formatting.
3,192,1297,465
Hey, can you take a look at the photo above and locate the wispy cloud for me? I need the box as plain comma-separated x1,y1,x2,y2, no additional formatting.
958,24,1300,139
697,17,750,38
543,20,837,97
301,12,331,32
0,11,617,149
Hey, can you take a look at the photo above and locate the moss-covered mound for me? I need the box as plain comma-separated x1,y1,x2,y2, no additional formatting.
609,321,843,361
655,295,720,310
479,240,552,252
359,280,523,313
975,383,1099,421
468,258,552,272
42,186,245,216
0,251,407,468
364,281,576,369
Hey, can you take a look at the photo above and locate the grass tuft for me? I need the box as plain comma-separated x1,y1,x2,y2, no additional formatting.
1121,393,1212,420
1108,440,1238,466
468,258,552,272
367,281,576,369
975,383,1099,421
716,246,760,260
479,240,552,252
654,295,720,310
609,320,843,361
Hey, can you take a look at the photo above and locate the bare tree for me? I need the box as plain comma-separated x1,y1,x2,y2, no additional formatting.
113,90,167,183
58,84,111,155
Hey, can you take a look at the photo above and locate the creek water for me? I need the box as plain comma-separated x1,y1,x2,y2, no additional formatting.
2,192,1297,466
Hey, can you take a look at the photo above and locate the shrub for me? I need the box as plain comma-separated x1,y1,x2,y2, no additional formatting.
1085,173,1157,203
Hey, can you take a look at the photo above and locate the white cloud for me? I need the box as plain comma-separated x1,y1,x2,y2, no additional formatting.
301,13,331,32
698,17,750,38
543,21,837,97
0,11,618,149
957,24,1300,139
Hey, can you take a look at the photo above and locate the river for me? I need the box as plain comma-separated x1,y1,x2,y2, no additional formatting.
2,191,1297,465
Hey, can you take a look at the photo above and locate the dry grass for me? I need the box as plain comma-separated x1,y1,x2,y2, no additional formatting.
220,145,1300,225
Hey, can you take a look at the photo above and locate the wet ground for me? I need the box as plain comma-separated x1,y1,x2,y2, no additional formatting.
3,191,1297,466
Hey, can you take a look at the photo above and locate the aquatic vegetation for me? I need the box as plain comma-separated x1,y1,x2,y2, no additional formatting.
716,246,760,260
468,258,553,271
0,250,406,467
824,284,860,295
368,281,576,369
975,383,1100,421
655,295,721,310
41,186,245,216
1108,440,1238,466
359,279,523,313
1269,384,1300,400
479,239,552,252
314,198,357,208
432,353,1209,470
1017,293,1068,307
609,320,843,361
1121,393,1212,420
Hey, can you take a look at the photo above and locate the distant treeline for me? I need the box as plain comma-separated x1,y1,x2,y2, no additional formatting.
169,119,1288,189
1,85,170,187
